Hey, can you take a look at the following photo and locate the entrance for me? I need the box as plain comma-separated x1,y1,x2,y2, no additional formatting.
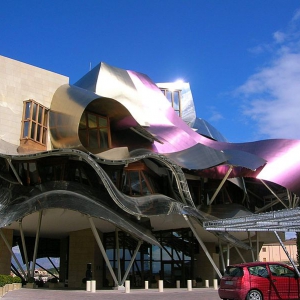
162,261,189,288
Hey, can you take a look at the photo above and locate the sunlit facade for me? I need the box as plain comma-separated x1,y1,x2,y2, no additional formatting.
0,55,299,289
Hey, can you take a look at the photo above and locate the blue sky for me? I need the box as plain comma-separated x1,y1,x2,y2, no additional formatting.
1,0,300,143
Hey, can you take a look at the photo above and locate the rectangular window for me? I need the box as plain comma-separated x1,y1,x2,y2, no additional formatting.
160,88,182,117
21,100,49,146
79,111,111,152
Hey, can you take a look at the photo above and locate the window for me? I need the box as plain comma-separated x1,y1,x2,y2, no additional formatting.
21,100,48,145
225,266,243,277
249,265,268,277
262,247,266,252
269,264,296,277
122,161,158,196
79,111,111,152
160,88,182,117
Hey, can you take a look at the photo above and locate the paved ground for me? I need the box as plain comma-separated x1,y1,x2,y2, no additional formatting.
3,287,221,300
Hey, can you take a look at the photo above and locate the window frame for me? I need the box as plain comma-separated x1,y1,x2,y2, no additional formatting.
160,88,182,117
21,99,49,146
79,110,111,151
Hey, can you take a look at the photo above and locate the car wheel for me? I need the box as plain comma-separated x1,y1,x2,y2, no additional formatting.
247,289,263,300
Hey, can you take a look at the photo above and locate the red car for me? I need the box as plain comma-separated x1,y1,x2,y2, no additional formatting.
218,262,300,300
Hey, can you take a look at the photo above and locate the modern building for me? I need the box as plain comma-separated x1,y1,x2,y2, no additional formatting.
0,54,300,289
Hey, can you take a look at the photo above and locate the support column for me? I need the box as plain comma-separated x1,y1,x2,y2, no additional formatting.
0,229,26,278
19,220,30,279
274,231,300,277
248,232,255,262
226,244,230,266
184,215,222,278
115,229,121,285
31,210,43,278
121,240,142,286
88,217,118,287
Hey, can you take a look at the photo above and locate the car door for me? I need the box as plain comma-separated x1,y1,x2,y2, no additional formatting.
268,264,300,299
248,265,271,299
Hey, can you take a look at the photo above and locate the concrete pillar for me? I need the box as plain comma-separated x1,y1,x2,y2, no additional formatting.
194,242,219,284
68,228,103,289
0,229,13,274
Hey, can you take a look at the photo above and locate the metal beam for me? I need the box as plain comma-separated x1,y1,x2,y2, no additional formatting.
219,241,226,272
47,256,59,274
6,158,23,185
35,262,59,279
248,232,255,262
120,240,142,286
31,210,43,278
88,216,119,286
259,179,288,209
19,219,30,279
274,231,300,277
115,229,121,285
208,166,233,205
234,246,246,263
183,215,222,278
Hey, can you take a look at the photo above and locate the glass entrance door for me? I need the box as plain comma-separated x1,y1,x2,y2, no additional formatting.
162,262,183,288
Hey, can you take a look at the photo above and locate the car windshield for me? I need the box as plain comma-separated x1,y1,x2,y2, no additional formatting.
224,266,243,277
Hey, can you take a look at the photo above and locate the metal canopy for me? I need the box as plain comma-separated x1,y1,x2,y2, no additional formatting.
203,207,300,232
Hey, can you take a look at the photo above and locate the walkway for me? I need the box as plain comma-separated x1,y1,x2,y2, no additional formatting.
3,287,220,300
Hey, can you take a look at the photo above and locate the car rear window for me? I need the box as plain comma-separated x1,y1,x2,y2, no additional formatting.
224,266,243,277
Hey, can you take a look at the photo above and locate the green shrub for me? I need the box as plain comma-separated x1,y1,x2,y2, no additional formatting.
0,274,19,286
13,276,22,283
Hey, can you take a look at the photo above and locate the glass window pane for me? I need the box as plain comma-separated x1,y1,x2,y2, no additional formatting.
173,91,180,110
99,128,108,148
25,102,31,119
88,114,97,128
43,111,48,126
89,129,98,148
36,125,41,142
23,121,29,138
38,106,43,124
79,114,87,130
129,172,141,195
166,91,172,104
42,128,47,144
32,103,37,121
98,117,107,127
140,174,151,195
31,123,36,139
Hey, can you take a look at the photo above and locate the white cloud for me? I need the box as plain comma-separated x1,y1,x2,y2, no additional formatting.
273,31,286,43
208,106,224,122
236,10,300,140
291,8,300,22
